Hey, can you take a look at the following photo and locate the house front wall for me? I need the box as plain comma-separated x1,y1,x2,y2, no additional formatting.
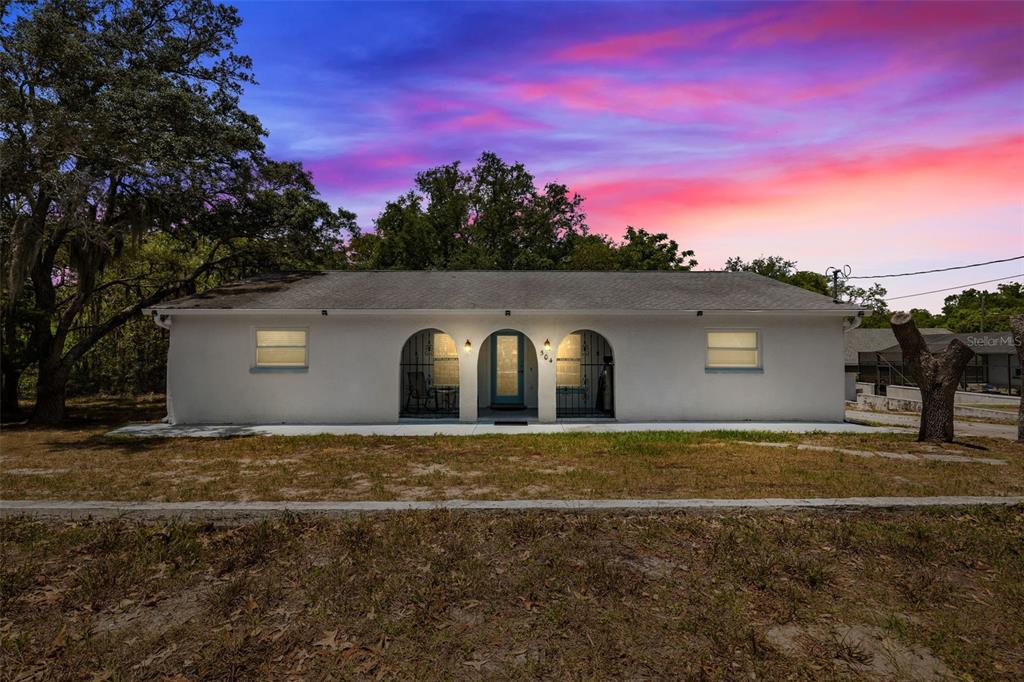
164,312,847,424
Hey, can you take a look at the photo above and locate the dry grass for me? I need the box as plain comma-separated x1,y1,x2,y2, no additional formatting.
2,508,1022,680
3,396,1023,502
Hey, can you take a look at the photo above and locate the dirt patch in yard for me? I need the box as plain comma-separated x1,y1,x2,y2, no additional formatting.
3,468,69,476
407,462,454,476
767,620,952,680
442,485,497,498
91,583,215,636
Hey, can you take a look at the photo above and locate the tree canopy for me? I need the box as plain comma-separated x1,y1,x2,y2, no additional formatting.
723,257,1022,332
346,152,697,272
859,283,1024,332
723,255,888,314
1,0,346,422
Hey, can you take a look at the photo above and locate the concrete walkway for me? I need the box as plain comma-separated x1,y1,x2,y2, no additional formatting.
109,420,899,438
846,409,1018,440
2,496,1019,520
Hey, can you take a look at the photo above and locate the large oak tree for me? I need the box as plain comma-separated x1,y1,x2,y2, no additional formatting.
1,0,346,422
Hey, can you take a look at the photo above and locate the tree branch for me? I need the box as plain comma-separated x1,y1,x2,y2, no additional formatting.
60,247,234,367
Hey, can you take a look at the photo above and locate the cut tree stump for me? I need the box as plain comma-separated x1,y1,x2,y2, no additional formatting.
890,312,975,443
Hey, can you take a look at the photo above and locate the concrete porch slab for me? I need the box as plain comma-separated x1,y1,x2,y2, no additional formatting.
107,420,901,438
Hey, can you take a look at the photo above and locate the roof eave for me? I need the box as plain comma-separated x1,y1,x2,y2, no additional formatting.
144,306,865,317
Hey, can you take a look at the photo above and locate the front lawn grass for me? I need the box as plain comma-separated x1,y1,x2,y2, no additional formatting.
2,508,1022,679
2,396,1023,502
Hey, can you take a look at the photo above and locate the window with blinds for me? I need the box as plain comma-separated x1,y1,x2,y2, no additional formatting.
432,333,459,386
706,330,760,369
255,329,308,368
556,333,582,387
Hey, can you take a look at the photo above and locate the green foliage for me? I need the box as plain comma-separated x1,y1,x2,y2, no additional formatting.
616,226,697,271
723,255,885,312
857,307,942,330
349,152,696,272
940,283,1024,333
728,254,1023,333
857,284,1023,331
1,0,346,419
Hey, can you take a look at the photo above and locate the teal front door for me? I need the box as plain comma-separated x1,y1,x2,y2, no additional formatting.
490,331,524,407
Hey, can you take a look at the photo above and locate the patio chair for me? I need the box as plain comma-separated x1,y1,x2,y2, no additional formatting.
405,371,438,413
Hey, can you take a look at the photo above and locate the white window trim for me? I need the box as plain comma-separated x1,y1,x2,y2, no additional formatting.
705,328,762,371
252,326,310,370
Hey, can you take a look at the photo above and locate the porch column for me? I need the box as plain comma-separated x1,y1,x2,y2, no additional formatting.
459,348,478,423
537,350,556,423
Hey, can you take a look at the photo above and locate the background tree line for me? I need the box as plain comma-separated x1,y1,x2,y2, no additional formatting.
344,152,696,272
724,255,1022,332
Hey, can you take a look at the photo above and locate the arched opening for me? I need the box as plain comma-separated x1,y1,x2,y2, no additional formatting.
477,330,538,420
399,329,460,419
556,330,614,418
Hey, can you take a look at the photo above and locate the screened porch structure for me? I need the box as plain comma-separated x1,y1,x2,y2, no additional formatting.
555,330,614,418
860,331,1021,396
399,329,460,418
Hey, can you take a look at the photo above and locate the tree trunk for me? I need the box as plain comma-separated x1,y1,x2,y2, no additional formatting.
890,311,975,443
1,365,21,420
30,362,69,425
1010,315,1024,442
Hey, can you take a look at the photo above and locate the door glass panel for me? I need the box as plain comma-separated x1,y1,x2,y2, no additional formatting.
495,335,519,396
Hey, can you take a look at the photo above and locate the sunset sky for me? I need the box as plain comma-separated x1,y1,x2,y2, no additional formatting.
234,1,1024,311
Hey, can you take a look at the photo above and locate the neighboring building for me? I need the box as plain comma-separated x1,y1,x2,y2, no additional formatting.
146,271,862,425
844,327,950,380
864,331,1021,395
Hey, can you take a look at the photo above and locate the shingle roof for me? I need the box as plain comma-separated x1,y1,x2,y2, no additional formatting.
156,270,863,313
844,327,950,364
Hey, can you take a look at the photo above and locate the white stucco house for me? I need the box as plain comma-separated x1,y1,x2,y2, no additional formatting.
146,270,863,425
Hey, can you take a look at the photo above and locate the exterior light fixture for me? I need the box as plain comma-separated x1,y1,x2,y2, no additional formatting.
543,338,551,352
464,339,472,352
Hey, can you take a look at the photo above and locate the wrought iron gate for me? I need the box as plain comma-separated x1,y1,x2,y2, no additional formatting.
399,329,460,418
556,330,614,418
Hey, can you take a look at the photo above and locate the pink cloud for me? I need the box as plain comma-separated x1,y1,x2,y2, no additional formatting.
733,2,1022,48
512,76,739,112
552,9,779,62
575,134,1024,263
502,67,907,121
305,146,433,194
552,3,1023,64
394,92,547,132
429,109,548,133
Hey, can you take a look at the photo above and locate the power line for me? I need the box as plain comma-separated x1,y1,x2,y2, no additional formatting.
884,274,1023,302
847,255,1024,279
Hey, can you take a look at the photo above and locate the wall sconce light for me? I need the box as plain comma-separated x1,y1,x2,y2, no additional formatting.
464,339,472,353
543,338,551,352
